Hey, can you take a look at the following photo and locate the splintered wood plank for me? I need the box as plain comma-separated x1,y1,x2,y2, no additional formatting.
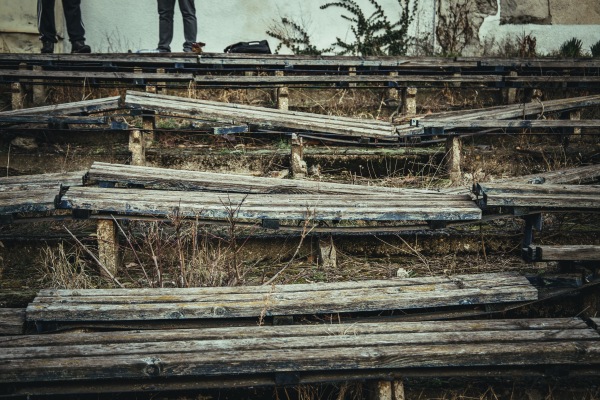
420,119,600,130
0,69,194,82
86,162,451,196
0,188,59,214
474,183,600,210
26,272,535,322
500,164,600,185
124,91,400,140
0,171,84,189
3,318,588,347
194,74,501,85
535,245,600,261
58,186,481,222
0,309,25,335
419,95,600,123
0,96,121,117
0,318,598,383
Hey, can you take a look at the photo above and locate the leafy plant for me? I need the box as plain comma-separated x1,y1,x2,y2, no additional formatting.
266,18,333,55
559,37,583,58
320,0,419,56
591,39,600,57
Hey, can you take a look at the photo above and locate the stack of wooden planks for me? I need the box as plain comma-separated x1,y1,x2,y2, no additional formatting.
1,317,598,396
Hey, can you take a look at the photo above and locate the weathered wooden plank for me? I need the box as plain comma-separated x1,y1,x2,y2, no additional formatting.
1,340,599,383
0,309,25,335
4,318,586,347
482,194,600,209
592,318,600,332
194,74,501,85
536,245,600,261
34,272,529,298
0,116,108,125
26,285,536,321
0,171,84,189
500,164,600,185
58,186,482,222
476,183,600,196
124,91,401,140
4,329,598,361
419,95,600,123
0,96,121,117
0,188,59,214
0,53,197,65
420,119,600,130
86,162,455,196
1,69,194,82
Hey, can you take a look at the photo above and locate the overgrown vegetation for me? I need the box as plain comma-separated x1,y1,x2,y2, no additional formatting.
267,0,419,56
559,37,584,58
591,39,600,58
320,0,419,56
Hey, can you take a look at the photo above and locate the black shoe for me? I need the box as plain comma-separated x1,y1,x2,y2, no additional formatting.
41,42,54,54
71,41,91,53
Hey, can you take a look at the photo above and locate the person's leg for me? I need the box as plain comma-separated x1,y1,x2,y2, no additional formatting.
61,0,90,52
178,0,197,52
158,0,176,52
38,0,57,44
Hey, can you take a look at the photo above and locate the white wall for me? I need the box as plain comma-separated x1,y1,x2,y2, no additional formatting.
80,0,430,54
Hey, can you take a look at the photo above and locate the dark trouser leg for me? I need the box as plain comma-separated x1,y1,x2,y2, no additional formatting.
38,0,57,43
158,0,176,52
178,0,197,51
61,0,85,43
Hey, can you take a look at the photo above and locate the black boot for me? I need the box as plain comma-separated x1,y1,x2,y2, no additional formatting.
71,41,91,53
41,42,54,54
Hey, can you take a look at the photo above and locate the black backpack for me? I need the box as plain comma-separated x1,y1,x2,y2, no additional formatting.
224,40,271,54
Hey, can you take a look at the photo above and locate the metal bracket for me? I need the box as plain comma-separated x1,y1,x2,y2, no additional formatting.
262,219,280,230
521,213,542,248
274,372,301,386
72,209,92,219
0,214,14,225
427,220,447,230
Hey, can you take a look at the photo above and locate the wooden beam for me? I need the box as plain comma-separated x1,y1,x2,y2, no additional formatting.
128,129,146,166
275,70,289,111
445,136,462,185
535,245,600,262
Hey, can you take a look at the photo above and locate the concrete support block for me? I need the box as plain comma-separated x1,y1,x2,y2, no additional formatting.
505,71,518,104
11,82,26,110
401,87,417,116
369,380,405,400
290,134,307,178
142,113,156,147
32,66,46,107
275,70,289,111
570,110,581,136
348,67,357,88
97,219,119,278
388,71,399,101
446,136,462,185
318,236,337,269
129,129,146,166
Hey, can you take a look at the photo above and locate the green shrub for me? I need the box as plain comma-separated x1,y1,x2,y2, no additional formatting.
591,40,600,57
559,37,583,58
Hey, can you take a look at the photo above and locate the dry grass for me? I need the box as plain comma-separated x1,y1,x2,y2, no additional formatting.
39,243,100,289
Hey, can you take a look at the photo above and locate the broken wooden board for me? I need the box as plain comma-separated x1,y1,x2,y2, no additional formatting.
57,186,482,222
0,171,84,217
526,245,600,262
0,96,121,117
123,91,408,140
418,119,600,131
473,183,600,211
86,162,451,196
1,317,598,393
26,272,536,323
0,115,109,125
